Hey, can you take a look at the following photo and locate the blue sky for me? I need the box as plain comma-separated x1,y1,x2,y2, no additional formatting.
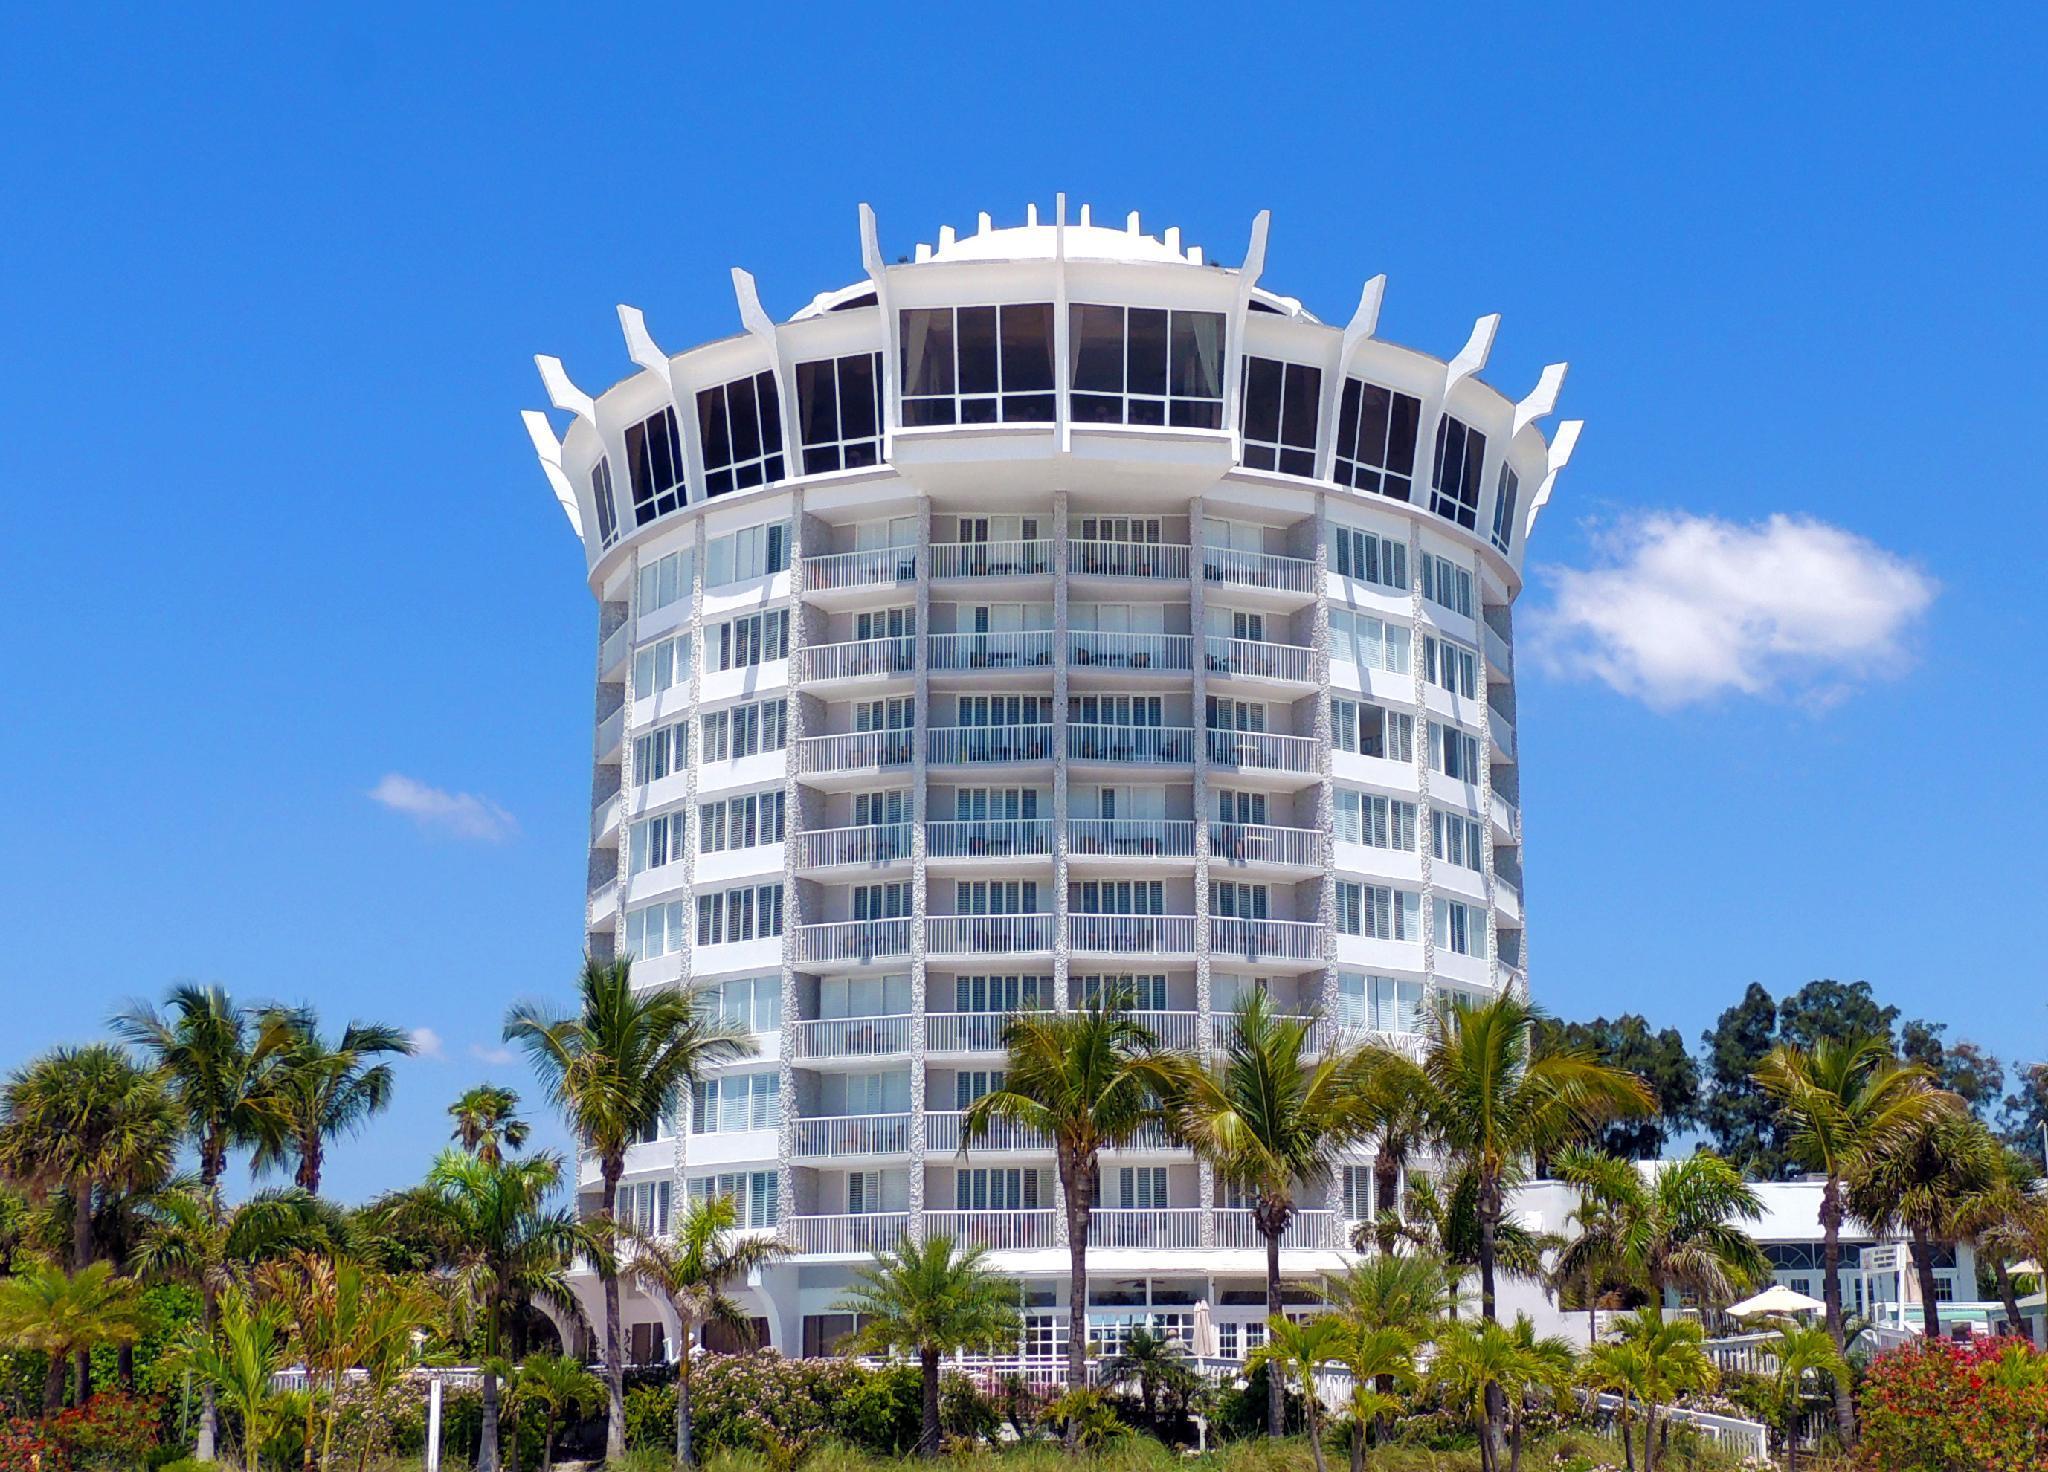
2,5,2042,1202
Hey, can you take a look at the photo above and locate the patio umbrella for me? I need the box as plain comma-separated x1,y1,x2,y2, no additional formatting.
1728,1284,1826,1317
1191,1300,1217,1358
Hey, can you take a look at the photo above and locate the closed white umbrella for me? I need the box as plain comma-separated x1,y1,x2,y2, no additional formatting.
1729,1284,1827,1318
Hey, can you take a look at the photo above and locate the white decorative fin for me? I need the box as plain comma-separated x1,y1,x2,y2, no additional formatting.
1512,363,1568,439
534,355,595,425
520,410,584,537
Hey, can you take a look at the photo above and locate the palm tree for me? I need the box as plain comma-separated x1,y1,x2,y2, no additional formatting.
1099,1326,1194,1429
253,1011,413,1194
1554,1149,1769,1321
626,1193,789,1466
1954,1147,2048,1336
1374,996,1651,1328
1353,1064,1431,1256
1601,1306,1716,1472
1754,1034,1952,1441
1247,1314,1346,1472
1581,1338,1652,1472
834,1234,1021,1457
451,1084,532,1165
1431,1316,1554,1472
960,999,1178,1444
1327,1315,1416,1472
513,1353,603,1471
180,1286,290,1472
377,1148,592,1472
0,1260,152,1415
114,983,293,1462
1168,991,1381,1437
1848,1109,1995,1339
504,956,754,1461
1767,1321,1848,1472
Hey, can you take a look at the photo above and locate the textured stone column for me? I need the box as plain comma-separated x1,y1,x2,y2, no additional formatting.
671,517,709,1220
1410,527,1438,1018
1051,493,1071,1250
907,498,933,1236
776,493,807,1249
1188,498,1216,1246
1311,495,1340,1025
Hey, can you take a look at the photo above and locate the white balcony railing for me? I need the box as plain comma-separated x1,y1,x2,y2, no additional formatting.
923,1210,1060,1251
926,1112,1050,1152
1211,1013,1328,1053
1205,728,1317,774
926,913,1055,956
926,1011,1054,1053
796,636,916,682
1202,547,1318,596
1210,916,1323,963
930,539,1054,579
1070,541,1191,581
927,724,1055,765
792,919,913,967
928,629,1056,672
1068,631,1193,672
1213,1209,1341,1250
790,822,914,869
1069,914,1196,957
791,1014,913,1060
1207,822,1320,870
1205,636,1320,684
792,1113,914,1158
804,546,917,592
793,729,915,775
1066,724,1196,765
1491,791,1519,836
1088,1208,1204,1250
925,818,1054,860
784,1212,910,1254
1065,818,1197,859
1129,1010,1202,1051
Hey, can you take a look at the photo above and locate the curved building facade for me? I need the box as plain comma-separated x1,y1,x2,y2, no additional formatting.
524,200,1580,1364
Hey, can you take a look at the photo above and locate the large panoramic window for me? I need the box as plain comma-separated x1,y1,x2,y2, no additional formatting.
796,352,882,473
1331,379,1422,500
1239,356,1321,475
626,406,687,524
590,456,620,547
697,370,785,497
1070,305,1226,429
1332,524,1409,591
900,304,1055,426
1431,415,1487,529
1491,464,1520,554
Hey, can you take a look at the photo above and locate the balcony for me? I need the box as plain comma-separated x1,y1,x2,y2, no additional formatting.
1065,818,1197,860
1205,728,1318,776
591,792,623,843
1202,547,1318,598
1209,916,1324,965
1206,822,1320,871
1066,724,1195,766
598,622,632,677
792,918,912,968
1089,1208,1203,1250
926,1011,1053,1053
927,724,1055,766
1488,704,1515,761
793,729,915,777
1128,1010,1202,1051
930,539,1054,579
1068,914,1196,958
784,1212,910,1255
586,878,619,927
1490,791,1519,841
1205,636,1320,686
1070,541,1191,581
1211,1012,1328,1053
1484,625,1514,678
926,818,1054,861
923,1209,1059,1251
790,822,913,871
1495,878,1522,926
795,636,916,684
596,707,625,758
792,1113,913,1158
1213,1209,1341,1250
926,913,1055,957
926,1112,1049,1152
804,546,917,593
928,629,1055,673
1067,631,1193,674
791,1014,913,1061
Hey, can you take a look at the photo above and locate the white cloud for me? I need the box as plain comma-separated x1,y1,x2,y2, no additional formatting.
469,1043,517,1067
1526,512,1937,710
410,1027,446,1061
368,773,518,842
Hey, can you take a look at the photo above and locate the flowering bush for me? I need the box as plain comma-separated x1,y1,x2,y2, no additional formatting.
1857,1335,2048,1471
44,1391,159,1469
0,1417,56,1472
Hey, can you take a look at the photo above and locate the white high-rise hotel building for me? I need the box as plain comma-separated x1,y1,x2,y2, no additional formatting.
522,201,1581,1364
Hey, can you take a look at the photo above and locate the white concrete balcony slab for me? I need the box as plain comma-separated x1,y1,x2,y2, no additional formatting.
927,724,1055,767
1069,540,1191,581
929,539,1054,580
1494,878,1523,926
792,729,916,778
792,918,913,968
591,792,623,843
1067,630,1193,675
928,629,1056,673
925,817,1054,862
1089,1208,1203,1250
1206,822,1319,873
1484,625,1513,679
791,1014,913,1061
923,1209,1059,1251
792,1112,913,1159
1068,913,1196,959
1488,704,1516,762
1066,724,1196,767
784,1212,910,1255
1204,636,1321,687
586,879,620,927
926,1111,1049,1152
596,706,625,759
599,621,632,678
1490,791,1519,842
1065,818,1197,861
926,913,1055,957
790,822,914,872
1205,728,1317,776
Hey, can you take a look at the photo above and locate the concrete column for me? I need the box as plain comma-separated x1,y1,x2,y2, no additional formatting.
1050,493,1071,1251
1311,495,1339,1025
907,498,933,1235
776,493,807,1249
1411,526,1438,1018
1188,499,1216,1246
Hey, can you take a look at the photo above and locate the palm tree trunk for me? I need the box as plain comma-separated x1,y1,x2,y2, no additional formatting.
1304,1385,1326,1472
296,1134,321,1195
71,1187,93,1405
1617,1403,1634,1472
1349,1415,1365,1472
600,1157,627,1463
1063,1164,1089,1453
1818,1178,1855,1445
1908,1227,1943,1340
479,1367,501,1472
677,1323,695,1469
919,1346,942,1457
1640,1402,1654,1472
1372,1148,1400,1256
41,1353,64,1417
1264,1225,1284,1438
197,1282,220,1461
1507,1406,1523,1472
1994,1257,2025,1336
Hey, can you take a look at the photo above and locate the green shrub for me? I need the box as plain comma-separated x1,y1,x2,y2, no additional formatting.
46,1389,162,1468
